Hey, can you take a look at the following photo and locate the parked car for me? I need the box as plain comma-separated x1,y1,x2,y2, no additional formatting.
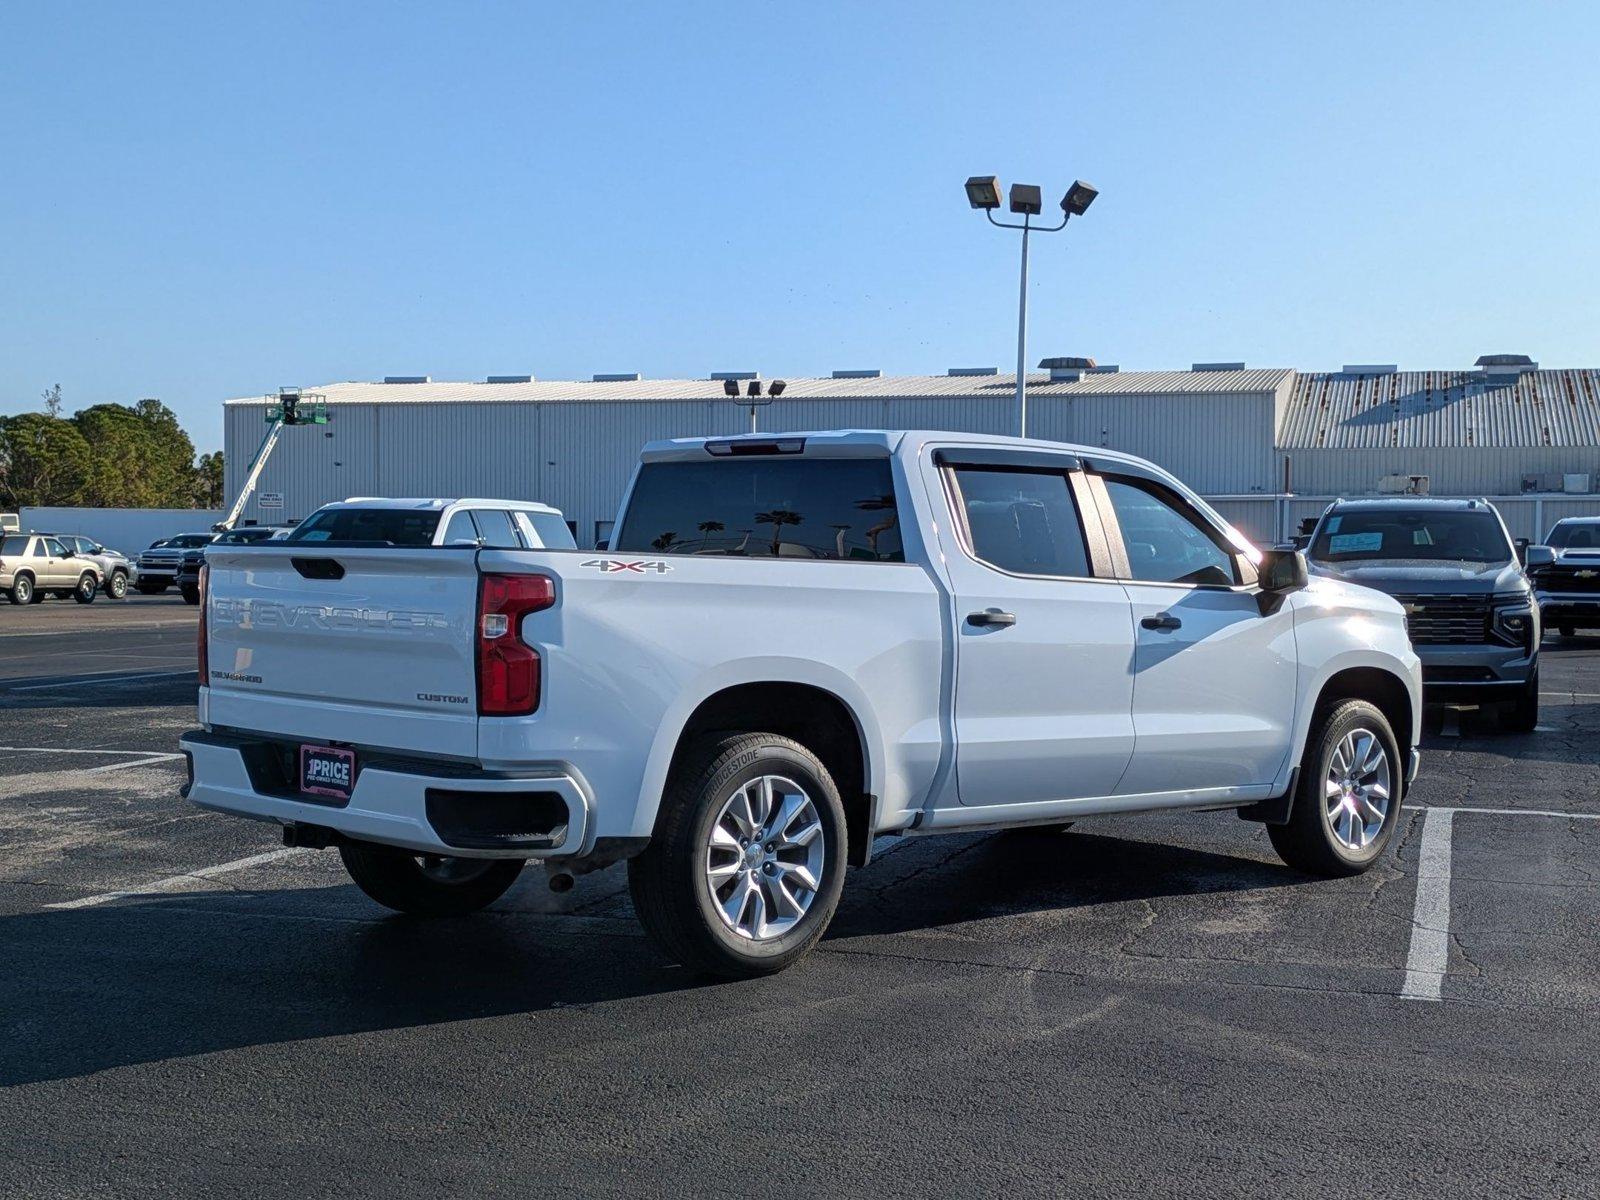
1301,497,1539,730
183,432,1421,979
282,497,577,549
0,533,102,604
45,534,137,599
136,533,215,595
177,526,289,602
1525,516,1600,638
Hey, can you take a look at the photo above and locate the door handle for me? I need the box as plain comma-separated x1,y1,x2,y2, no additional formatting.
966,608,1017,628
1141,613,1182,631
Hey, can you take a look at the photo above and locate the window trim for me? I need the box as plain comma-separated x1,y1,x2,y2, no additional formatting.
1089,471,1254,591
938,457,1119,584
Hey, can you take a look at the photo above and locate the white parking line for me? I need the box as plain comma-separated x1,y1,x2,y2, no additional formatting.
44,848,309,910
1401,808,1455,1002
84,754,186,774
4,669,194,692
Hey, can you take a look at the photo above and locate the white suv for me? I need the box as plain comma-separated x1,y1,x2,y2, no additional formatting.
1,534,102,605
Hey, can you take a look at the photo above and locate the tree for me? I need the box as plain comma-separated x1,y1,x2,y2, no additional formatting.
194,452,225,508
42,384,63,418
0,413,92,507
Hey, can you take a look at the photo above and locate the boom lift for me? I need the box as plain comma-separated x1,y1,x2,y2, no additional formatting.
215,388,327,531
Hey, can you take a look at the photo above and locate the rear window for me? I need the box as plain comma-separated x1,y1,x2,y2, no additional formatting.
287,507,442,546
518,510,577,550
615,458,903,561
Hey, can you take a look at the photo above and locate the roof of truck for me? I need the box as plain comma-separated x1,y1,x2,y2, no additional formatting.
329,497,563,513
640,428,1157,470
1326,497,1495,511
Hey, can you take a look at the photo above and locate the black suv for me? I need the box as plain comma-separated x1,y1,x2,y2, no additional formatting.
1302,498,1539,731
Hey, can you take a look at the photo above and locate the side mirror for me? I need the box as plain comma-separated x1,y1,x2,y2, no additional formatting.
1524,545,1555,569
1259,548,1309,595
60,548,74,558
594,539,610,551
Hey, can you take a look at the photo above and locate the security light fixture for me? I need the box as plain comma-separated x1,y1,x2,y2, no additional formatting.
964,176,1002,210
768,380,787,397
963,169,1101,436
1009,184,1043,216
1061,180,1098,217
746,380,763,398
722,378,741,398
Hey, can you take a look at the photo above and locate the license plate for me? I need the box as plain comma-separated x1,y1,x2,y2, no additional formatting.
299,744,357,801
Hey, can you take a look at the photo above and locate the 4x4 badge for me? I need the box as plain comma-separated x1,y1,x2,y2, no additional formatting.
580,559,673,574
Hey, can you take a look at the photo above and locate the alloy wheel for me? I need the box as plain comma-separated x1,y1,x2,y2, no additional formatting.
705,774,826,941
1324,728,1392,851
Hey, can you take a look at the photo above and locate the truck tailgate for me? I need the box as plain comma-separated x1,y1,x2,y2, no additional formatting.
203,546,481,759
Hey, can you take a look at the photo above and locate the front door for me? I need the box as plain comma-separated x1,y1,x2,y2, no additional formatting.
1091,475,1298,797
937,451,1138,808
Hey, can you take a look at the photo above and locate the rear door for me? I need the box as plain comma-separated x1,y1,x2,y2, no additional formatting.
935,448,1137,807
1086,470,1298,796
203,545,483,758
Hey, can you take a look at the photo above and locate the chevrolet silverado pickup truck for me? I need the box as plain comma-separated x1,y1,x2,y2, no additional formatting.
1528,516,1600,638
182,430,1422,978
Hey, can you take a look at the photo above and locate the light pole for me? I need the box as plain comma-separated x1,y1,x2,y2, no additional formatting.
722,377,786,433
965,176,1098,438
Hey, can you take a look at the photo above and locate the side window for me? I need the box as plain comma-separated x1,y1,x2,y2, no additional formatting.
469,508,521,549
1102,478,1237,587
514,510,577,550
44,538,68,557
952,467,1090,578
32,540,49,558
440,510,479,546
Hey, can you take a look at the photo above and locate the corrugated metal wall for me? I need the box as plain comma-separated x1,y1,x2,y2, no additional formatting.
1285,446,1600,496
225,390,1280,538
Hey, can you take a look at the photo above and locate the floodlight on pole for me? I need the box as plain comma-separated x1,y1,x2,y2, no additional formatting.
964,172,1100,438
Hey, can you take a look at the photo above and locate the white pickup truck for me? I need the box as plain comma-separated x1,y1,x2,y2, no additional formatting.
182,430,1422,978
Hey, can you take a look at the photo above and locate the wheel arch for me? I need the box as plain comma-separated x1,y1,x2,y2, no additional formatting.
1311,665,1415,766
643,670,880,867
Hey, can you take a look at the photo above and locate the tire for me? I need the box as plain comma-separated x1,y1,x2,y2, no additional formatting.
180,583,200,605
73,572,98,604
6,574,33,605
628,732,848,979
107,571,128,600
338,842,525,917
1501,668,1539,733
1268,699,1403,877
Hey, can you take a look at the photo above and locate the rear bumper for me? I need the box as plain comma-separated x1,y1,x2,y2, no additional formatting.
179,729,592,860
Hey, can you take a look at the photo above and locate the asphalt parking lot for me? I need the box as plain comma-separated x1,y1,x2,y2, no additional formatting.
2,609,1598,1198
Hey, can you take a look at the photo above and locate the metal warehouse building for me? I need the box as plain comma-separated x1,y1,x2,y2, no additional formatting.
224,357,1600,546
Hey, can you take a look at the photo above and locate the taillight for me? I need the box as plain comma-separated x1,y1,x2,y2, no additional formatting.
196,563,210,682
477,573,556,716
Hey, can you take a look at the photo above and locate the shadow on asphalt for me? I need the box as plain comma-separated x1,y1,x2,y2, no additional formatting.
2,831,1307,1087
0,678,198,712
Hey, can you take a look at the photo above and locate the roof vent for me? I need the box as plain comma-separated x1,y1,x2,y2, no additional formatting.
1039,356,1096,382
948,367,999,377
1086,364,1120,374
383,375,431,384
1476,354,1537,375
592,372,642,382
832,369,882,379
710,371,759,382
1341,364,1397,376
484,374,534,384
1191,362,1245,372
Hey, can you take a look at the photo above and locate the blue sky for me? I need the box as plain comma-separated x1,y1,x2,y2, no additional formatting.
3,1,1598,451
